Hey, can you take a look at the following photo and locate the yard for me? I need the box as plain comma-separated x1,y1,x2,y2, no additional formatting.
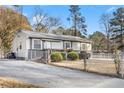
0,77,39,88
1,59,124,87
50,59,120,76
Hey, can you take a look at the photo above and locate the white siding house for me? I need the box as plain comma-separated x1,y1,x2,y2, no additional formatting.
12,32,29,59
12,30,92,60
72,42,81,51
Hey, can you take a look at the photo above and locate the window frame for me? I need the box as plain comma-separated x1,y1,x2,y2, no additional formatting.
81,43,86,50
32,39,42,50
44,41,51,49
64,41,71,49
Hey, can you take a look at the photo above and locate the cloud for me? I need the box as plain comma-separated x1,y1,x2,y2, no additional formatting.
106,7,116,13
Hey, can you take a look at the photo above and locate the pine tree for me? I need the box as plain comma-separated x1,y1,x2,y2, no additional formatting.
68,5,87,37
110,7,124,51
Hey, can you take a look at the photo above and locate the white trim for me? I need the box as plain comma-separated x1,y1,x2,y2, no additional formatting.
64,41,71,49
51,41,63,50
44,41,51,49
72,42,81,51
81,43,87,51
32,39,42,50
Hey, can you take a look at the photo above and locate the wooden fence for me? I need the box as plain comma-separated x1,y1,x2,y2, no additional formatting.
92,53,124,60
92,53,114,59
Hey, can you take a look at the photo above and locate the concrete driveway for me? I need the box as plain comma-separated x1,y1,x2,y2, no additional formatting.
0,59,124,88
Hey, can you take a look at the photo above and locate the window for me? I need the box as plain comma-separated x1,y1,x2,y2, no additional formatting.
44,41,51,49
33,39,41,49
64,42,71,49
51,42,62,49
81,43,86,50
72,42,80,50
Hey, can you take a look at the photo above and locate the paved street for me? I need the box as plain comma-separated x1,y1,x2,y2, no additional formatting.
0,59,124,88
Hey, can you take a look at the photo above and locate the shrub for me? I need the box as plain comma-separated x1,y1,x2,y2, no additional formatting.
51,52,63,62
67,51,79,60
61,52,66,60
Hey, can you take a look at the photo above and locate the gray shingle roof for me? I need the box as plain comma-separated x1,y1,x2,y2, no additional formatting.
20,30,91,43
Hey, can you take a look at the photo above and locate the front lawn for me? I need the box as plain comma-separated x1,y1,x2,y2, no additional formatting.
0,77,39,88
50,59,118,76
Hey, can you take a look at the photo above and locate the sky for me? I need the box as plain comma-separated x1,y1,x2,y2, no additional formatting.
21,5,124,35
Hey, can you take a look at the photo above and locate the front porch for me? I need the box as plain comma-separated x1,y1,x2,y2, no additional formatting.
27,49,82,63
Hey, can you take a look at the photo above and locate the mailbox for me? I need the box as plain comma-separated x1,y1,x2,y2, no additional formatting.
79,51,91,59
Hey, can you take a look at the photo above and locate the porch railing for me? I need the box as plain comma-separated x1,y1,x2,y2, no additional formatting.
28,49,50,63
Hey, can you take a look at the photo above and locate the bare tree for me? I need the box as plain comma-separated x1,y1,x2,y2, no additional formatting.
32,6,61,33
32,6,48,32
52,27,66,35
45,17,61,32
100,13,112,52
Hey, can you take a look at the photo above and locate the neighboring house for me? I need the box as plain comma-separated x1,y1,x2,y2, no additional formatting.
12,30,92,60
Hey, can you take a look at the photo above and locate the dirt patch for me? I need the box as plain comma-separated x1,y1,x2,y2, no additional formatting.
50,59,120,77
0,77,40,88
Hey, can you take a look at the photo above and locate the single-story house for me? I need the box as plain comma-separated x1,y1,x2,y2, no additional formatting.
12,30,92,60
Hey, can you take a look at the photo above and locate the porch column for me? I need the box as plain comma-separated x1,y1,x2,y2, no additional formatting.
80,42,82,52
30,38,32,59
42,40,45,50
71,41,73,49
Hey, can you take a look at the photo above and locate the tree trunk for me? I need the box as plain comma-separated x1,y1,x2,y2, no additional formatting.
74,15,77,36
107,33,110,52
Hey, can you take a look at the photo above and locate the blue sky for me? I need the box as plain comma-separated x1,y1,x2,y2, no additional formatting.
22,5,124,35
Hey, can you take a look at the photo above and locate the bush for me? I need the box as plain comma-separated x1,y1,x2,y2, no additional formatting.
51,52,63,62
67,51,79,60
61,52,66,60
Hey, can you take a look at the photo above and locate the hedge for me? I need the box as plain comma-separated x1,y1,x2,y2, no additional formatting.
67,51,79,60
51,52,63,62
61,52,66,60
